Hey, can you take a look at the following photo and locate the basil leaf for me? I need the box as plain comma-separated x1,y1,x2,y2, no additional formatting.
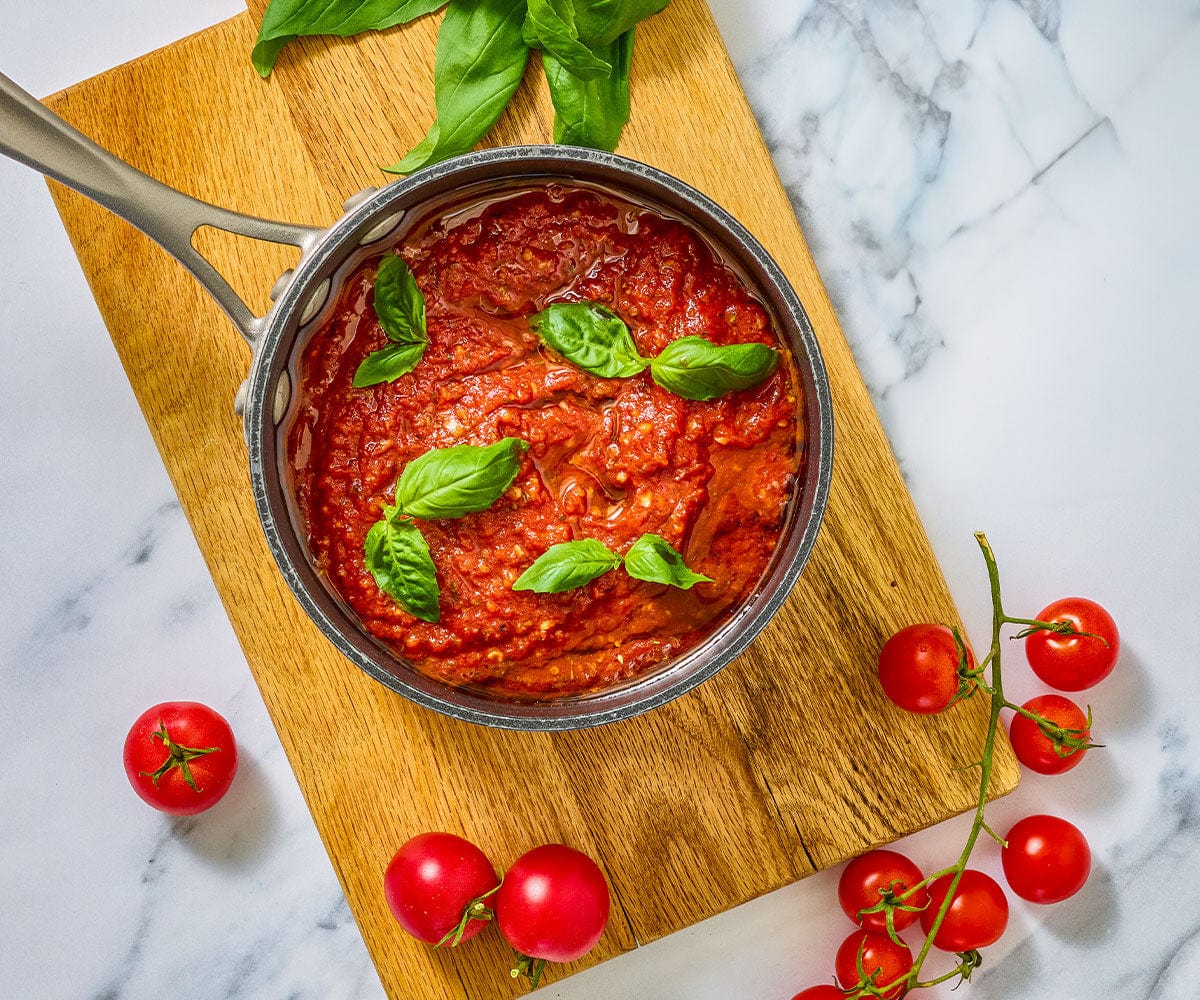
384,0,531,174
544,28,633,150
530,302,647,378
395,437,528,519
623,533,711,590
252,0,449,77
523,0,613,81
649,336,779,401
364,509,440,622
512,539,622,593
353,341,427,387
374,254,426,344
572,0,669,46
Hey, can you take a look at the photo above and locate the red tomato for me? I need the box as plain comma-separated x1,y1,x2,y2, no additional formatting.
878,624,974,714
1024,597,1119,691
838,850,928,934
1009,694,1091,774
835,930,912,999
919,869,1008,951
123,701,238,815
497,844,610,963
383,833,499,945
791,987,848,1000
1001,815,1091,904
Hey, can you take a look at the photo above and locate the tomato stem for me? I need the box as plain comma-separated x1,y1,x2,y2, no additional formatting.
510,953,547,991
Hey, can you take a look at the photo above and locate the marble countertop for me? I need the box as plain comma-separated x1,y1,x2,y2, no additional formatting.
2,1,1198,997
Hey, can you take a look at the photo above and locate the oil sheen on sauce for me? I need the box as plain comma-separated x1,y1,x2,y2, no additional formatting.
288,183,804,697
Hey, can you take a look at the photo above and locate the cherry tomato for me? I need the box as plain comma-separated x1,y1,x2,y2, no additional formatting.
1024,597,1119,691
834,930,912,999
838,850,928,934
919,869,1008,951
1001,815,1091,904
123,701,238,815
1009,694,1091,774
878,624,974,714
791,987,848,1000
496,844,610,963
383,832,499,945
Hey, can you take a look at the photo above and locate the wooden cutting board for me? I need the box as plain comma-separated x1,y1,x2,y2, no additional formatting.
43,2,1018,996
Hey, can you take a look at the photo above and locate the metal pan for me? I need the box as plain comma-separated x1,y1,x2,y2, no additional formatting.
0,72,833,731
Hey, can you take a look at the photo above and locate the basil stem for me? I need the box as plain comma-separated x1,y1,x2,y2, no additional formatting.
355,254,428,387
648,336,779,401
252,0,449,78
512,539,623,593
385,0,531,175
394,437,528,519
623,533,710,589
529,302,648,378
364,508,441,622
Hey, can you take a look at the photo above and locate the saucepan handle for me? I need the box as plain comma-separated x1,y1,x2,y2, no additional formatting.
0,71,323,344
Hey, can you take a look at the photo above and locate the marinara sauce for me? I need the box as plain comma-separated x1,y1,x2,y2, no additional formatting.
288,184,803,697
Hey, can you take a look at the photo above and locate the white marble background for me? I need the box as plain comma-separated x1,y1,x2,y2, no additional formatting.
2,1,1198,997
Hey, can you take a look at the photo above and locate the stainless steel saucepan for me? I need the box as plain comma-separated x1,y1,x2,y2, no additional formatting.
0,71,834,731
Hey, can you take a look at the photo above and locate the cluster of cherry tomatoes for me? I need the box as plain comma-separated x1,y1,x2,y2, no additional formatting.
792,596,1119,999
383,832,610,987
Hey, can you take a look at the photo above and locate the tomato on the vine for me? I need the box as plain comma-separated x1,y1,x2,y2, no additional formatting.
835,930,912,999
919,869,1008,951
791,987,849,1000
496,844,610,969
878,623,974,714
1001,815,1091,904
1009,694,1091,774
123,701,238,815
838,850,928,934
1024,597,1119,691
383,832,499,945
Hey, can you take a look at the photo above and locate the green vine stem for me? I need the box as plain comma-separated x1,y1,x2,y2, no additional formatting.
843,531,1098,997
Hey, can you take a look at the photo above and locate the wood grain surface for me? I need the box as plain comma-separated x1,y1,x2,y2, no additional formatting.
43,2,1019,996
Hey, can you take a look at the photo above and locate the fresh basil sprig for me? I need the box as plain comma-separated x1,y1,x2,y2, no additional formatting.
364,506,441,622
512,539,623,594
513,533,708,594
364,438,528,617
385,0,530,174
395,437,528,519
623,533,711,589
253,0,672,168
649,336,779,401
354,254,428,388
544,28,634,150
252,0,449,78
530,302,647,378
528,301,779,399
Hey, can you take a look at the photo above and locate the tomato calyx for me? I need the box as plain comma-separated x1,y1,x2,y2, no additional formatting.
1009,617,1108,646
945,625,981,708
434,880,503,948
138,721,221,793
855,880,929,946
510,953,548,992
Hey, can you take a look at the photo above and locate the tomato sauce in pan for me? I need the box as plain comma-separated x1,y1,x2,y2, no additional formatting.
288,184,803,697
